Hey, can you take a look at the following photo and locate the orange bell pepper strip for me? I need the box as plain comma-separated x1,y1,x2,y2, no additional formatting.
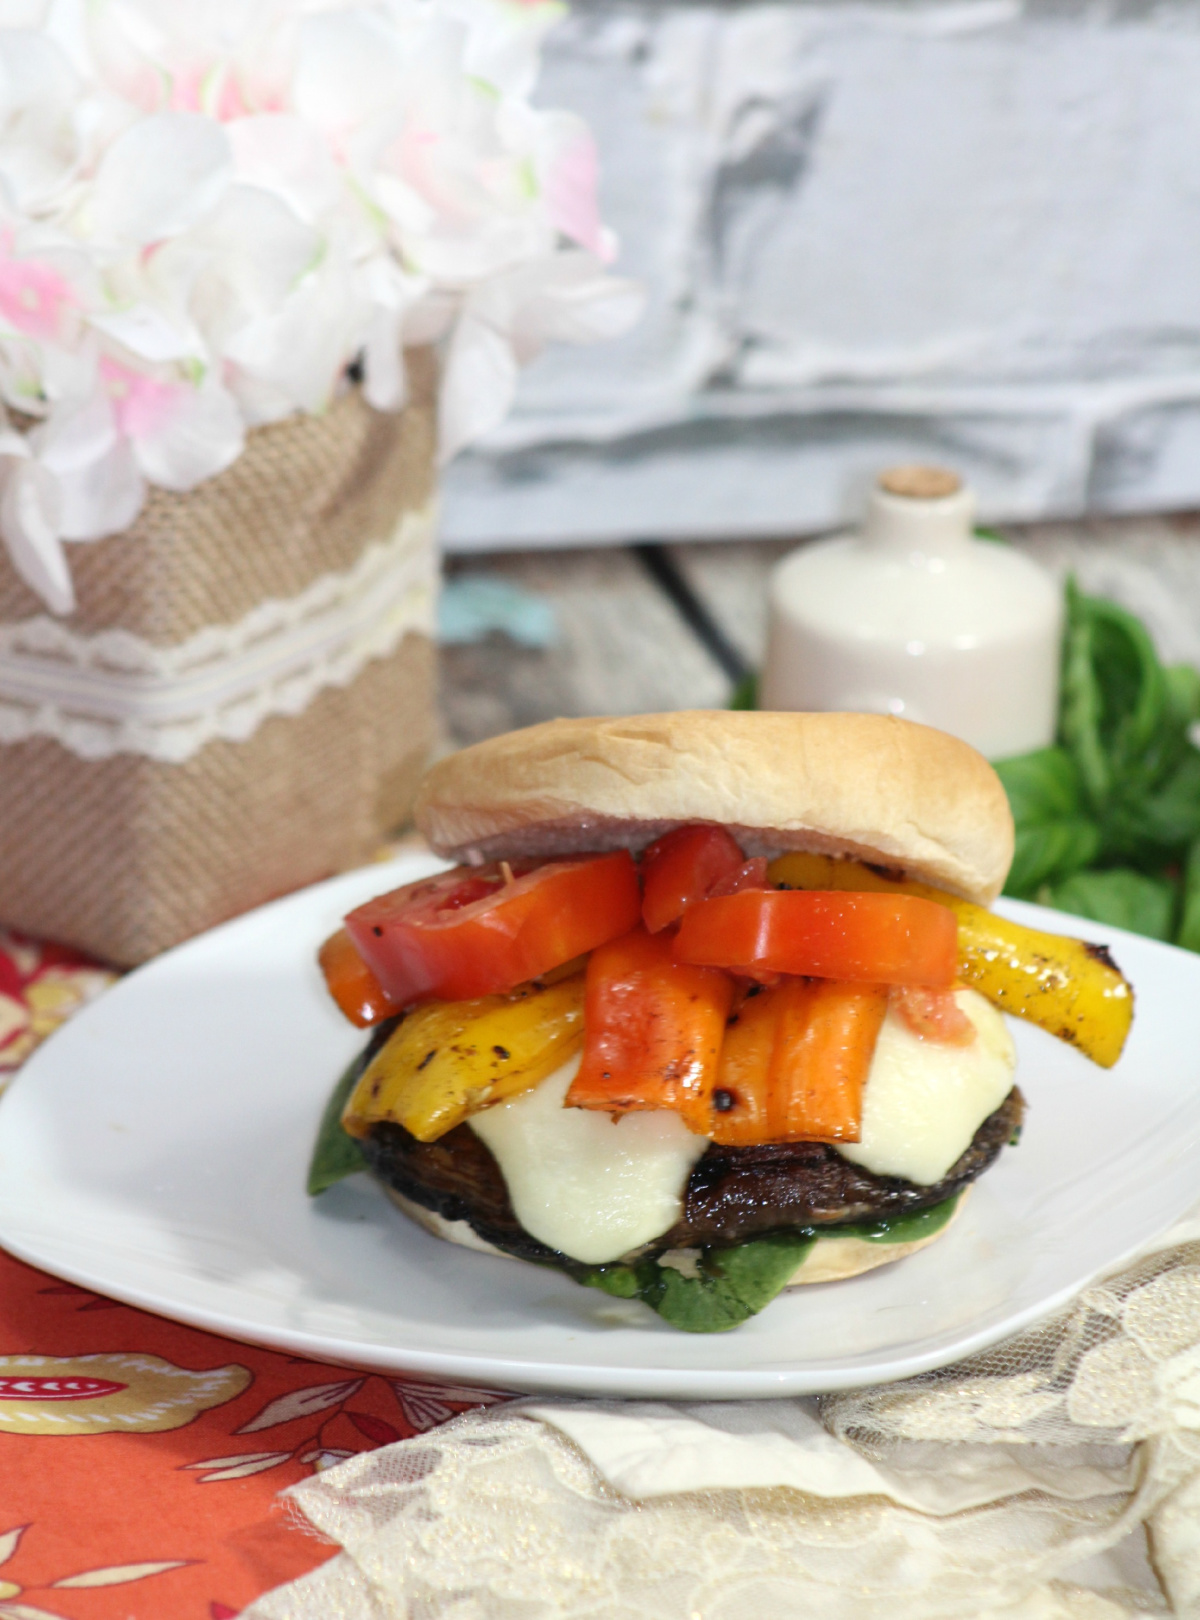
318,927,398,1027
681,978,890,1145
675,889,958,988
566,926,734,1112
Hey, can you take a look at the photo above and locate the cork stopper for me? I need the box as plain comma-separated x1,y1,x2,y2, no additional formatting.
878,465,962,501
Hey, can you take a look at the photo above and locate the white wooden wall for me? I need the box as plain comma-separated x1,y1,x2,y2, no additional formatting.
442,0,1200,549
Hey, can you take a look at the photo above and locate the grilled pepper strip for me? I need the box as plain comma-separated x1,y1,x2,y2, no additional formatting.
319,927,398,1027
342,975,585,1143
675,888,958,988
681,977,888,1144
566,926,734,1112
767,852,1134,1068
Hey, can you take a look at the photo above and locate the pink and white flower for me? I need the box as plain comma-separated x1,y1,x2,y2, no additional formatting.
0,0,641,611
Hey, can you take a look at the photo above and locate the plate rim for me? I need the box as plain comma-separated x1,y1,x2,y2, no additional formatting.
0,854,1193,1398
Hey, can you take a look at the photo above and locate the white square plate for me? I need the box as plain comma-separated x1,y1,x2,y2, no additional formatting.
0,853,1195,1398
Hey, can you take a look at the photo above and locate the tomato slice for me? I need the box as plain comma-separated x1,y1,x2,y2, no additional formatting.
640,825,747,933
674,890,957,988
681,978,889,1144
566,926,734,1112
318,927,398,1027
892,985,977,1046
708,856,770,898
344,852,641,1007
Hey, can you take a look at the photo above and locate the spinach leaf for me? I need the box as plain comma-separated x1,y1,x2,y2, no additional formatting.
576,1197,961,1332
307,1053,369,1194
829,1194,961,1246
580,1233,815,1333
1040,868,1177,942
992,748,1101,896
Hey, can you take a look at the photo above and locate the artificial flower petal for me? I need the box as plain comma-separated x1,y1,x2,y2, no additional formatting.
0,449,70,612
0,0,639,611
87,111,233,244
0,30,81,212
128,374,244,490
438,301,519,461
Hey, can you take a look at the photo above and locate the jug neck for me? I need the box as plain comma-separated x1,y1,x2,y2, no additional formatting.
859,469,976,559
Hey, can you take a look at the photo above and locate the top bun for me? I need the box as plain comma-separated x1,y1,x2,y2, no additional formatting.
415,711,1014,905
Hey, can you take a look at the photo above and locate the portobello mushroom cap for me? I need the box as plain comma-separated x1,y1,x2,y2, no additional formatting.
359,1086,1024,1268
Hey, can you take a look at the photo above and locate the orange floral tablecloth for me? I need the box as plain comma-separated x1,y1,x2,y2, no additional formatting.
0,930,509,1620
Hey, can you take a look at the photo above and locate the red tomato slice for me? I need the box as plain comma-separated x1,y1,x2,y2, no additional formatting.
892,985,977,1046
675,889,957,988
318,927,398,1027
708,856,770,897
640,824,747,933
566,925,734,1111
344,852,641,1007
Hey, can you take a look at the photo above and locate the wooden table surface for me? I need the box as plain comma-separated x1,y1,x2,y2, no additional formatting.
439,513,1200,747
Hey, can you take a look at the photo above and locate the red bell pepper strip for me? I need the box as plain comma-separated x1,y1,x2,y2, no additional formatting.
566,925,734,1112
675,889,958,988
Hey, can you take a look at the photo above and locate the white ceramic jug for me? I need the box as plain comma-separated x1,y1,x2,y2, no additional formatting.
760,467,1061,759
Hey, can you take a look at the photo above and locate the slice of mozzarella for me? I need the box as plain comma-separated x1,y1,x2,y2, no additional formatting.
469,988,1016,1265
468,1054,709,1264
836,988,1016,1185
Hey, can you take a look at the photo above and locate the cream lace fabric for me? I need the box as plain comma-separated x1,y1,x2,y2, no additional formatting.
248,1210,1200,1620
0,503,436,764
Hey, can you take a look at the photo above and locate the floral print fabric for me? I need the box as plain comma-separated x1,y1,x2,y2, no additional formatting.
0,931,507,1620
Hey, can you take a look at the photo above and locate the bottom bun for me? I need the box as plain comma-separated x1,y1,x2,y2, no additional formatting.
387,1186,968,1287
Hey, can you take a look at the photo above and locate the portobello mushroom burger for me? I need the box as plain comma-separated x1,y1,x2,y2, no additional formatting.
309,711,1134,1332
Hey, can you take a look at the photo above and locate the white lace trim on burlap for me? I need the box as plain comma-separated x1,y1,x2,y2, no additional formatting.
0,503,437,764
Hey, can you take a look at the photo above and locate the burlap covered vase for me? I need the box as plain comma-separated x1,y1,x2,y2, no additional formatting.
0,351,438,966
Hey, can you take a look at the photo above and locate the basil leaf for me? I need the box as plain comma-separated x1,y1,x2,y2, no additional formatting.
729,672,758,711
1176,838,1200,955
1164,662,1200,732
1059,580,1173,810
1059,580,1112,810
1040,867,1177,942
1107,748,1200,856
580,1233,815,1333
993,748,1100,895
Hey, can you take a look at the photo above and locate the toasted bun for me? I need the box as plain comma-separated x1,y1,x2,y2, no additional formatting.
415,711,1013,904
387,1187,966,1289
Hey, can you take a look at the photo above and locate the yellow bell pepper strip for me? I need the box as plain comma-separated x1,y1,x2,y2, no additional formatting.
766,852,1134,1068
342,975,585,1143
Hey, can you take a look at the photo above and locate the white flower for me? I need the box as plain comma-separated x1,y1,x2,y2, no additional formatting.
0,28,83,213
438,248,643,458
0,420,70,611
0,0,640,611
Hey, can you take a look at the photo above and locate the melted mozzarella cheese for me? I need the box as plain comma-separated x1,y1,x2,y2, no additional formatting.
468,1054,710,1264
836,989,1016,1185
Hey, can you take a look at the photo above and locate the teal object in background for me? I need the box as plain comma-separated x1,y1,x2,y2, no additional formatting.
438,577,558,650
